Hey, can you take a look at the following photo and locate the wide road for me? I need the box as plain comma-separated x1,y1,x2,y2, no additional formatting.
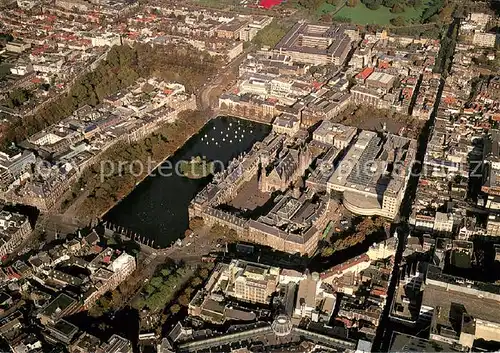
199,43,256,109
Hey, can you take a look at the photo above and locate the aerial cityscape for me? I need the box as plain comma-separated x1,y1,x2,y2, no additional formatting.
0,0,499,352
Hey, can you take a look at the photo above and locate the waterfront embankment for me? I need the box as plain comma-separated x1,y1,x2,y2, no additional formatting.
61,109,214,223
103,116,271,247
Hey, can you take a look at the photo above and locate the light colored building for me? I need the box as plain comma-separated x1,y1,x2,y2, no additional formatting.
272,114,300,136
350,85,390,109
5,40,30,53
486,213,500,236
91,34,122,47
239,77,268,97
473,32,497,48
312,121,357,149
433,212,454,234
228,260,279,304
270,78,293,97
469,12,492,30
294,277,318,319
0,211,33,258
83,252,136,308
327,131,416,219
0,151,36,186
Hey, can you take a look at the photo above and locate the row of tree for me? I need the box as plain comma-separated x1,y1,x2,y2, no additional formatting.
135,263,193,312
252,19,291,48
297,0,342,13
360,0,423,11
166,263,215,317
321,216,386,257
62,109,210,219
433,19,458,76
0,43,221,148
1,45,139,148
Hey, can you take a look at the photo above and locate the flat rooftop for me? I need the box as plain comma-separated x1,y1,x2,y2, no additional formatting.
389,331,461,352
275,22,352,58
329,131,416,196
422,283,500,327
40,293,77,318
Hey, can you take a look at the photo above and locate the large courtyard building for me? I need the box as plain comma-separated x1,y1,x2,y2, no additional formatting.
274,22,354,65
327,131,416,219
420,266,500,349
190,121,415,255
189,132,330,255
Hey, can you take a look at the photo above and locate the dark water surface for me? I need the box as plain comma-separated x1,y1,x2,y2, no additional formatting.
104,116,270,247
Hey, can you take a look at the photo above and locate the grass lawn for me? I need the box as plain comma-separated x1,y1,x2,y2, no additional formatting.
333,0,432,26
194,0,232,8
316,2,336,15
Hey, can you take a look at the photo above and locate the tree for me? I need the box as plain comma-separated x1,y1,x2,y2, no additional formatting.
383,0,398,7
98,322,111,331
5,89,32,108
298,0,322,11
321,246,334,257
192,277,202,287
252,20,291,48
391,3,405,13
150,276,163,289
170,304,181,314
98,296,112,311
362,0,382,10
366,24,382,32
143,284,156,296
391,16,406,26
111,290,122,306
178,294,190,306
320,14,333,23
161,268,172,277
346,0,358,6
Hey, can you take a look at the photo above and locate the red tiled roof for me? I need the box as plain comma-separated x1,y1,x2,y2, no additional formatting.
260,0,283,8
321,254,370,279
356,67,374,80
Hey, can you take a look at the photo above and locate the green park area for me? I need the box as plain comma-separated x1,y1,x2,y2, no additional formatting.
333,0,435,25
334,2,427,25
194,0,229,9
294,0,446,27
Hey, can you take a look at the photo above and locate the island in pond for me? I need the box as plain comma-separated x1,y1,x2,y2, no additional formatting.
178,156,215,179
